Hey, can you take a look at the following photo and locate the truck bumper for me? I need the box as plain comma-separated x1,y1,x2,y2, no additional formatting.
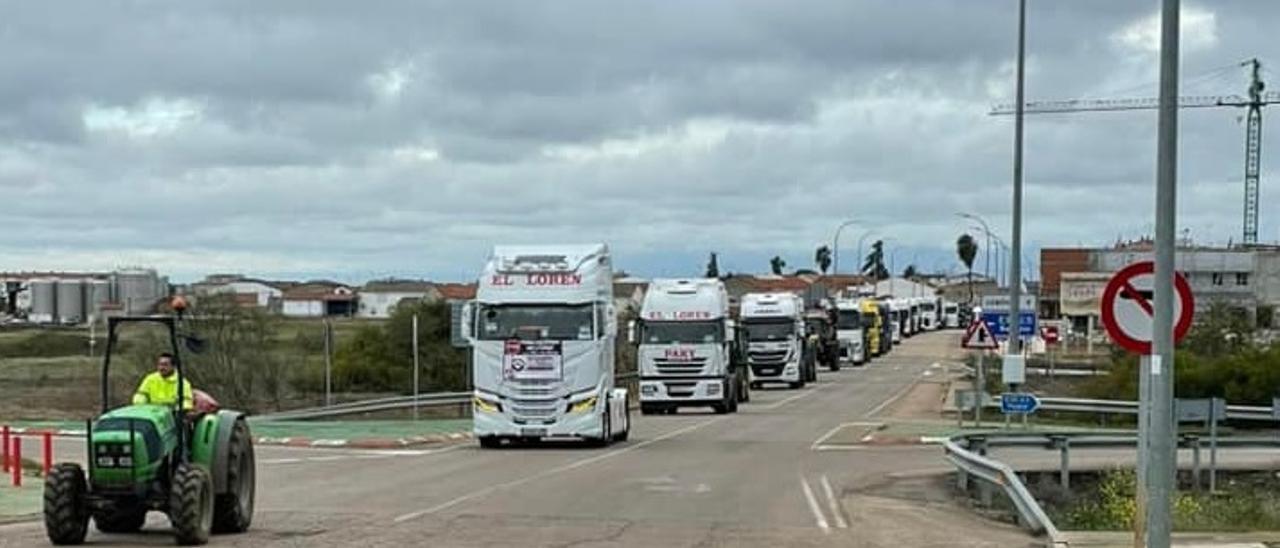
748,363,800,383
639,378,726,405
473,408,604,440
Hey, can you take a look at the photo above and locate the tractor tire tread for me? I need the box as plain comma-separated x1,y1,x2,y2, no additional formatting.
213,419,255,534
43,463,89,545
170,463,214,546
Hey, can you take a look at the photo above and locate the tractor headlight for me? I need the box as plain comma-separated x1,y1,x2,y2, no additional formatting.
117,456,133,467
96,456,115,468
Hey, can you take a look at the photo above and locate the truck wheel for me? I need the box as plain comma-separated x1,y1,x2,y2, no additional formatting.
94,509,146,534
44,463,89,546
170,463,214,546
478,436,502,448
712,403,729,414
828,362,840,372
739,379,751,403
640,404,658,416
213,419,255,534
589,404,612,448
789,381,804,389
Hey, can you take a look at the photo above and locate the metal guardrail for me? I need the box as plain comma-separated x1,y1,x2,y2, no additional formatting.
258,392,471,420
258,372,643,421
943,431,1280,542
944,437,1061,539
975,396,1278,422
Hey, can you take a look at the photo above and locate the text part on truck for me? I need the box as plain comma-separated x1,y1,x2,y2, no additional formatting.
833,299,867,365
632,278,745,415
464,244,630,448
858,299,883,358
740,292,809,389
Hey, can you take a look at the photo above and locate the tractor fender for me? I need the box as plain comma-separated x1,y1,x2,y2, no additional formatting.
209,410,245,495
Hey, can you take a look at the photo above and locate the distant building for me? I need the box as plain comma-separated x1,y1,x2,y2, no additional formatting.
282,283,356,317
192,278,284,312
436,283,477,303
357,280,440,319
1041,241,1280,329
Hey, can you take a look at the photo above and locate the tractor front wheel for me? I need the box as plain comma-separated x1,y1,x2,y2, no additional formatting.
213,419,255,534
170,463,214,546
44,463,89,545
94,508,147,534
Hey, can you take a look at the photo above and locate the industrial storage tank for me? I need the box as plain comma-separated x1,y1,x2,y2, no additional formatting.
87,279,111,322
115,269,162,315
29,279,57,323
56,279,85,324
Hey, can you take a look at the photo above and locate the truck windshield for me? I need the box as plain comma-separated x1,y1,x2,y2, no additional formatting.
477,304,594,341
836,310,862,330
922,303,936,311
640,321,722,344
743,319,795,342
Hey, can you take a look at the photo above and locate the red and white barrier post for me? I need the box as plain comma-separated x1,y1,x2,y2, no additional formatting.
11,437,21,487
42,432,52,477
1,425,9,474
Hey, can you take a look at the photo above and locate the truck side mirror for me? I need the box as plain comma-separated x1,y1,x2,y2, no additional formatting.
461,301,476,341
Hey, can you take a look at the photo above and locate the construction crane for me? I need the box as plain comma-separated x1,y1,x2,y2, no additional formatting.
991,58,1280,245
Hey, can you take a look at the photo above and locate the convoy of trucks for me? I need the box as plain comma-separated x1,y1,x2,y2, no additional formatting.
463,242,963,448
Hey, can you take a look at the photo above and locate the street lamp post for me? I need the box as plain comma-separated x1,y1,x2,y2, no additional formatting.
856,231,878,277
832,220,860,276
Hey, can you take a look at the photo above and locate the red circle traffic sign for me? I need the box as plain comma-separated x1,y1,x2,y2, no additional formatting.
1099,261,1194,355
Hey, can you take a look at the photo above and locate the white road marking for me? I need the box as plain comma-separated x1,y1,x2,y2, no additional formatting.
799,476,831,533
761,382,830,410
862,375,921,419
810,422,882,451
393,416,729,523
260,458,303,465
820,475,849,529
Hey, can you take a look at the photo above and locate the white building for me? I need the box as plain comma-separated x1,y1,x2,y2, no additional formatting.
196,280,283,309
357,281,440,319
282,284,356,317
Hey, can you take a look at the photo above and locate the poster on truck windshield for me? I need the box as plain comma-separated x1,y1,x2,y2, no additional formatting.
502,340,564,381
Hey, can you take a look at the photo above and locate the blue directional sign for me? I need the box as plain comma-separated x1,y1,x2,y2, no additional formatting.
981,312,1037,340
1000,392,1040,415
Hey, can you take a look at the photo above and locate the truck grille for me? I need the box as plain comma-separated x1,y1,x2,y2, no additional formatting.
652,357,708,376
662,381,698,398
748,350,788,365
509,398,559,419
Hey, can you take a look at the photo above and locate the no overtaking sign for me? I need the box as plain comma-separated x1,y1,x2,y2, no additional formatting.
1099,261,1194,355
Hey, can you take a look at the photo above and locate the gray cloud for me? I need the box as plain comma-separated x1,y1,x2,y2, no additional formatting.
2,1,1279,281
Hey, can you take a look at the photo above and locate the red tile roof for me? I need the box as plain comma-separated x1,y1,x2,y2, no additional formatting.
436,283,477,301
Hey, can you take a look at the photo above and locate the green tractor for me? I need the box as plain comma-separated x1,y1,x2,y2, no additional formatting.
43,311,256,546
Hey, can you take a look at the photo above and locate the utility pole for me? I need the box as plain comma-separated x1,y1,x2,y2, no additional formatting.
412,313,421,421
323,318,333,407
1004,0,1028,428
1145,0,1181,545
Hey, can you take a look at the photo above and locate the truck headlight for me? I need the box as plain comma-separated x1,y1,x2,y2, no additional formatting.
472,396,502,413
569,396,598,413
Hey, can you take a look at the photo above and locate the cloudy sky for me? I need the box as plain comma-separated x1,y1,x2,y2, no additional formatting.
3,1,1279,283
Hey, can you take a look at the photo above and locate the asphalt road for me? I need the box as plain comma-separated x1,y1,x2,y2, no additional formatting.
1,331,1038,547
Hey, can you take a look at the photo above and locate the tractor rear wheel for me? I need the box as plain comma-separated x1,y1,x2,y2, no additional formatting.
94,508,146,534
213,419,255,534
170,463,214,546
44,463,89,545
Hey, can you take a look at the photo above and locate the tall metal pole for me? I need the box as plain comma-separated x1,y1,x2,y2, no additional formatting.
323,318,333,407
832,220,859,276
412,313,421,421
1148,0,1181,544
1007,0,1026,360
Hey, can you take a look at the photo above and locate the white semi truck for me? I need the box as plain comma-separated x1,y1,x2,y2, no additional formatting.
633,278,748,415
465,244,631,448
834,299,867,366
943,301,960,329
740,292,810,389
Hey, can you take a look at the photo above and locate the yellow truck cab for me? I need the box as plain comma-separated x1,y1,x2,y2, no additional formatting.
859,300,883,358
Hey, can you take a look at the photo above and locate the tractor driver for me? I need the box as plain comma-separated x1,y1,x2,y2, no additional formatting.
132,352,194,411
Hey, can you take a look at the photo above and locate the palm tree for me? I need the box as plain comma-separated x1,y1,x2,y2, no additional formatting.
902,265,918,278
956,234,979,303
706,252,720,278
814,245,832,274
769,256,787,275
